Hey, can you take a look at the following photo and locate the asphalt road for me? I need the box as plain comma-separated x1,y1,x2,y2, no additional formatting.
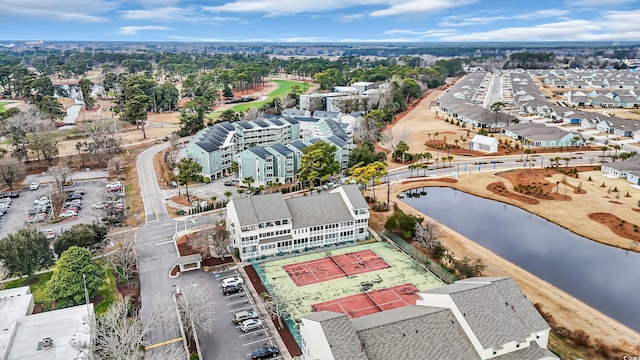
137,142,171,223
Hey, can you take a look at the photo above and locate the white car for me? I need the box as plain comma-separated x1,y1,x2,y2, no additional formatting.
30,181,40,190
59,209,77,218
92,202,106,209
34,196,50,205
44,229,55,240
239,318,263,332
221,276,244,288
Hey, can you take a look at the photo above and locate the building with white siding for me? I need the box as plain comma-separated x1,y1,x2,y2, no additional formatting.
226,185,369,260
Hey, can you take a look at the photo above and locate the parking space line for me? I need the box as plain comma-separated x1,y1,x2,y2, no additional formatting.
228,305,255,313
227,298,252,306
242,337,272,346
239,329,268,337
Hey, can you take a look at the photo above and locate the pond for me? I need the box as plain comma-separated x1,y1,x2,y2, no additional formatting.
401,186,640,331
63,104,81,124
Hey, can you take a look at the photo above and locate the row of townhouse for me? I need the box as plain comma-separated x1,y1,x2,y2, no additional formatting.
501,123,580,148
182,117,300,180
236,116,354,187
565,90,640,108
226,184,369,261
299,82,386,113
535,68,640,90
601,154,640,187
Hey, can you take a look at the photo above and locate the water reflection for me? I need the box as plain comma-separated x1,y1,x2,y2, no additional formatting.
402,186,640,331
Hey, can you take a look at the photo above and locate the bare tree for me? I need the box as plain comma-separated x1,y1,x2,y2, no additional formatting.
174,283,217,340
0,265,8,290
107,157,128,175
30,131,60,165
413,221,441,250
106,232,137,282
208,220,230,259
165,147,181,170
81,119,122,166
48,164,71,194
262,282,292,330
0,159,25,190
381,128,409,152
243,107,263,120
3,106,54,162
72,295,186,360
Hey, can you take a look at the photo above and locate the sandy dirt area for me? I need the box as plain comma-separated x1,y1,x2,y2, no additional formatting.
371,88,640,352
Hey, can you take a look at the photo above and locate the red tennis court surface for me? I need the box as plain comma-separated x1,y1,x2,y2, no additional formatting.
283,249,391,286
311,283,420,319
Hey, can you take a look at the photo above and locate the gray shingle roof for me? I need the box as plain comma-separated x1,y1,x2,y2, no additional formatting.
286,193,353,229
494,342,559,360
430,277,551,350
339,184,368,209
302,312,367,360
353,306,479,360
231,193,291,226
270,143,293,156
249,146,273,160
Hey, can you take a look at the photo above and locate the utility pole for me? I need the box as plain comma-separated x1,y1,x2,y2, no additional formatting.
82,274,90,305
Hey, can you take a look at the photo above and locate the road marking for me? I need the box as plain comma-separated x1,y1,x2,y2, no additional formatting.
239,329,267,337
228,305,255,313
243,337,272,346
144,337,183,350
227,298,251,306
154,240,174,246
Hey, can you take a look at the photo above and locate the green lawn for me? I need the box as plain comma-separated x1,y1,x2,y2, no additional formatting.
2,263,119,315
207,79,310,119
0,101,13,113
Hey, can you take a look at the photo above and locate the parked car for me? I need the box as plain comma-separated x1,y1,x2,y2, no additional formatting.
59,209,78,218
106,182,122,192
30,181,40,190
0,197,11,204
92,202,106,209
222,284,243,296
224,180,238,186
27,213,47,223
0,191,20,198
66,193,82,201
221,276,244,288
60,226,70,233
251,346,280,359
44,229,55,240
240,318,263,332
34,197,50,205
233,310,259,324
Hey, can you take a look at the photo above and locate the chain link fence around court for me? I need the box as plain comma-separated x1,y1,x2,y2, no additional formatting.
251,259,303,347
381,231,458,284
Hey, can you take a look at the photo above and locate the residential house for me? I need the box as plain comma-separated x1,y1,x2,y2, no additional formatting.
601,154,640,179
470,135,499,153
352,81,375,94
283,108,311,117
502,123,580,148
226,184,369,260
299,277,557,360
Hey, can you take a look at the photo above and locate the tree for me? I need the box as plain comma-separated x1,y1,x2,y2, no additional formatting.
222,85,234,99
106,232,137,282
0,227,53,277
242,176,255,192
392,141,410,163
53,223,108,258
219,109,240,123
297,141,341,188
208,220,230,258
348,161,387,202
48,164,71,194
348,142,386,168
490,101,506,132
177,158,203,204
39,95,65,122
0,158,25,190
177,97,208,136
413,221,440,250
30,131,59,165
262,283,293,330
4,106,54,162
229,161,239,181
385,206,423,239
46,246,105,308
174,283,217,341
78,78,97,110
81,295,186,360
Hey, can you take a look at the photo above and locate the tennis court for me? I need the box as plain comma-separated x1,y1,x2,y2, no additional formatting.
311,283,420,319
283,249,391,286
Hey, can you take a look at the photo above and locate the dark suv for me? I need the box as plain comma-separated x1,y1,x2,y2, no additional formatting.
251,346,279,359
223,284,243,296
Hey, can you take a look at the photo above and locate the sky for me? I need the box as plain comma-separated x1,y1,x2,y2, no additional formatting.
0,0,640,43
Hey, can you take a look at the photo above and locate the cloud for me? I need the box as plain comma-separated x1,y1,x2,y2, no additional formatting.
120,6,239,24
384,28,459,38
370,0,476,17
204,0,472,17
440,8,569,27
0,0,115,22
564,0,635,7
118,25,171,35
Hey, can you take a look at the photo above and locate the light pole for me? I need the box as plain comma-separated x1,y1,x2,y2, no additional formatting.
82,274,90,305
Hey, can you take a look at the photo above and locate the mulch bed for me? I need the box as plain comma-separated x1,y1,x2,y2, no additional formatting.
170,265,180,277
244,265,302,357
201,256,234,267
588,213,640,241
401,178,458,185
487,181,540,205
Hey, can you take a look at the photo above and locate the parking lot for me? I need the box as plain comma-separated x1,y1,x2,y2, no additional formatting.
0,179,124,240
200,268,282,360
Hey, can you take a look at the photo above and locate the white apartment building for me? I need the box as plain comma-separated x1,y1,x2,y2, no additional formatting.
226,185,369,261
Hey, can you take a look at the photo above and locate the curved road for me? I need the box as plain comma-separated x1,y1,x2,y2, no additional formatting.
137,142,171,222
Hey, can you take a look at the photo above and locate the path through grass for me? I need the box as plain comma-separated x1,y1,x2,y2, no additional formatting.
207,79,310,118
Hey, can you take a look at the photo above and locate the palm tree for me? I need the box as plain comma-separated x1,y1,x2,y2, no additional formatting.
601,146,609,158
224,191,232,202
611,144,621,157
524,148,532,162
563,157,571,167
447,156,453,167
441,157,447,168
454,139,459,148
462,138,467,149
423,152,432,165
434,132,439,140
237,189,245,198
230,161,239,181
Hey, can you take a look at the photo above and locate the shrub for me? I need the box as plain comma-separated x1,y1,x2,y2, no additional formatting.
203,177,211,184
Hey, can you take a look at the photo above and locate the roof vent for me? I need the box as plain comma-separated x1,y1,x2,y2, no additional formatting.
37,337,53,351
